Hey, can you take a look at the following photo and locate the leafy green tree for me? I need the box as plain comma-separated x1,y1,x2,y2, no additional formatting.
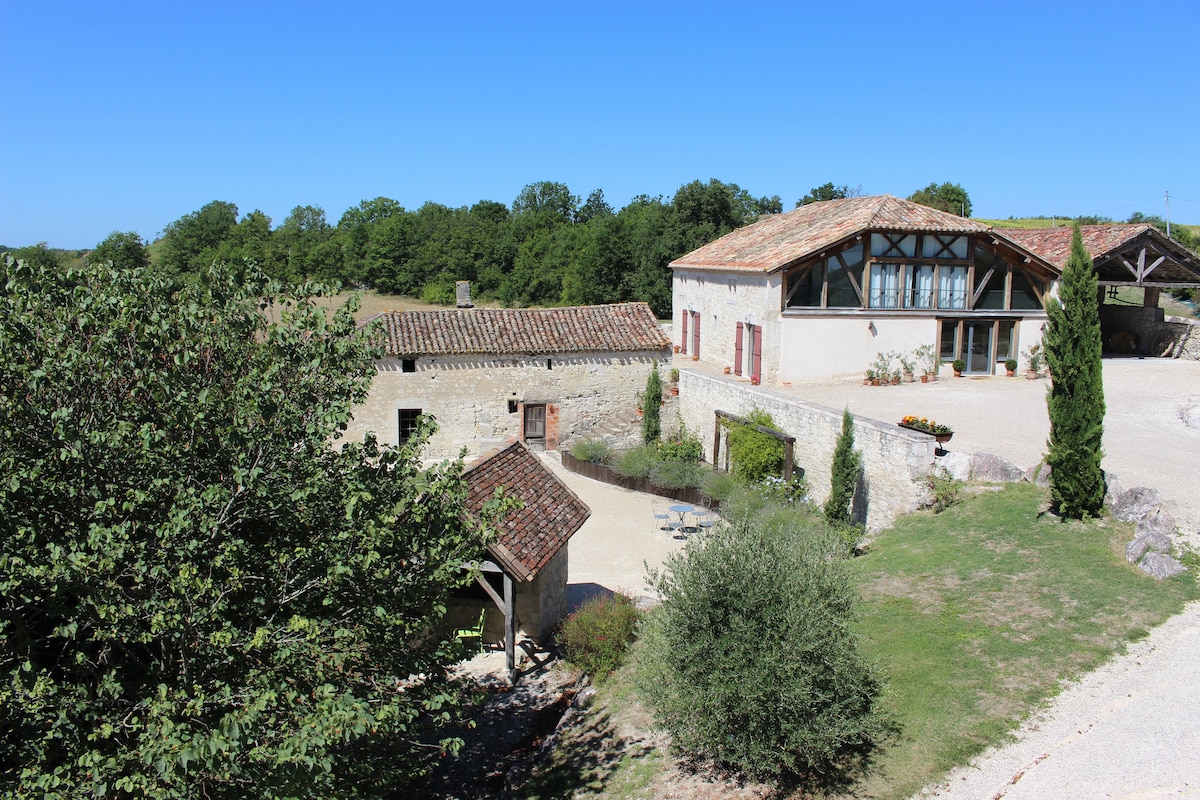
158,200,240,274
213,210,274,272
908,182,972,217
796,182,862,207
823,408,862,526
642,363,663,444
272,204,339,283
1043,223,1106,518
637,512,886,787
619,195,679,317
511,180,579,226
0,257,495,798
90,231,151,270
576,188,614,223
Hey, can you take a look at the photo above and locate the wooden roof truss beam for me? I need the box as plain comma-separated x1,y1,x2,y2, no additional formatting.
1119,247,1166,285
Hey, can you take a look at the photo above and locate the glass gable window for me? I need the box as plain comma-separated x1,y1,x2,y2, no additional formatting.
1010,271,1042,310
938,266,968,310
922,234,968,259
826,243,864,307
871,233,917,258
786,264,822,307
974,247,1009,310
904,265,936,308
869,264,901,308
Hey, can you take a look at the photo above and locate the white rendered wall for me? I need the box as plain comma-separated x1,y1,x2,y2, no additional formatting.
673,269,782,381
779,316,939,382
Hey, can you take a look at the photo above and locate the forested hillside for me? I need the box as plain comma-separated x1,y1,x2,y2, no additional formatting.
148,180,783,318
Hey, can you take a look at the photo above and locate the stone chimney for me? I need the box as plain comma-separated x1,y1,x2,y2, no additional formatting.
455,281,474,309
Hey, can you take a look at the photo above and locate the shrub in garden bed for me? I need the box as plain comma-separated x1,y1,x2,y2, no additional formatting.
613,445,660,478
557,592,642,683
649,459,706,491
570,437,612,464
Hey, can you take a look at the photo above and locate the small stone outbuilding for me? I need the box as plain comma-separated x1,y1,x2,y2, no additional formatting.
455,441,591,670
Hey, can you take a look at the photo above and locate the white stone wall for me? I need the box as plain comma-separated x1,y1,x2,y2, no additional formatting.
346,350,668,461
673,269,782,382
678,371,937,531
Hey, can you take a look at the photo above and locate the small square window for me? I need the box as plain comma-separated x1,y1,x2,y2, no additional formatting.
401,358,416,373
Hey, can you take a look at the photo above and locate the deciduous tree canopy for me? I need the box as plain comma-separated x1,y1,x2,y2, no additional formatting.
0,257,494,798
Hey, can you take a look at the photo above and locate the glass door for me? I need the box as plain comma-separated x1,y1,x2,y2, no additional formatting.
965,322,993,374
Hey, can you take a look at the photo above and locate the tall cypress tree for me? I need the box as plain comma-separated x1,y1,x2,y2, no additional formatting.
642,362,663,444
1043,223,1106,518
824,408,862,526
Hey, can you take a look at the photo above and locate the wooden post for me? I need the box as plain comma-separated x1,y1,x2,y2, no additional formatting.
503,572,516,681
712,418,722,469
783,441,794,482
1144,287,1160,308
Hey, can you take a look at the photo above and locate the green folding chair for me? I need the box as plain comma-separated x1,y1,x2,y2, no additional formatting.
455,608,486,655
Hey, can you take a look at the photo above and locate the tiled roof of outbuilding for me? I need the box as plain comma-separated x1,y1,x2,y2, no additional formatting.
364,302,671,357
465,441,591,579
1001,225,1155,267
670,195,992,274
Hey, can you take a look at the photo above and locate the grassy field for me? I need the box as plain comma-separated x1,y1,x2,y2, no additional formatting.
522,483,1197,799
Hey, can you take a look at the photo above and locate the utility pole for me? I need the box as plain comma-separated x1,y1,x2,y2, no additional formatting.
1165,190,1171,238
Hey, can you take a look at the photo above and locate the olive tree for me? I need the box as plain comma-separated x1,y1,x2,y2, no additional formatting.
0,257,494,798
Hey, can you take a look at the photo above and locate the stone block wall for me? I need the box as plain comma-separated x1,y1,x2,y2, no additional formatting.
1162,317,1200,360
346,350,669,461
678,371,937,531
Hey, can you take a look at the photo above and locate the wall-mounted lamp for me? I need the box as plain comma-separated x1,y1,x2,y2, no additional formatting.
867,321,878,336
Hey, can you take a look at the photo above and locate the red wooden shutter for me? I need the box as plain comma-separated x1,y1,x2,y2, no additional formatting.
680,311,688,354
692,311,700,358
752,325,762,382
734,322,743,376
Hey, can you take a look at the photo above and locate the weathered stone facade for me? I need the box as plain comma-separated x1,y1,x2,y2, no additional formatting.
673,269,780,382
346,351,664,460
446,547,569,646
678,371,936,531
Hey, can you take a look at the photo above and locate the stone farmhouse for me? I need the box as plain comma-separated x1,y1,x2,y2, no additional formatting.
670,195,1060,383
670,195,1200,384
346,301,672,460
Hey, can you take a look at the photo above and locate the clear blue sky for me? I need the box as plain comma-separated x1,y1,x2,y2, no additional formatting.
4,0,1198,249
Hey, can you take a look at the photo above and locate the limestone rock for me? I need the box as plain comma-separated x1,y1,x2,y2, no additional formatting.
1126,530,1172,564
1110,487,1162,522
1138,552,1187,580
937,451,972,482
1103,470,1124,508
1025,459,1051,488
969,452,1025,483
1135,509,1176,539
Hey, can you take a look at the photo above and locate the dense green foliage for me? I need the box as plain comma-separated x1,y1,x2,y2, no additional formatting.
656,422,704,463
907,182,972,217
1043,224,1106,518
0,258,495,798
725,409,785,484
641,365,663,444
556,593,642,683
136,178,782,317
637,512,886,786
823,409,862,526
570,438,612,464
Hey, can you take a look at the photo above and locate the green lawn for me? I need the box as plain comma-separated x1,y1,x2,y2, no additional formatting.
523,483,1197,799
848,483,1196,799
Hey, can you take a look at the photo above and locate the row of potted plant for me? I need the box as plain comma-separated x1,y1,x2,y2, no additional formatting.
864,344,940,385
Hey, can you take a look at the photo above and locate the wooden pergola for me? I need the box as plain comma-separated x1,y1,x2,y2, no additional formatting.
712,409,797,481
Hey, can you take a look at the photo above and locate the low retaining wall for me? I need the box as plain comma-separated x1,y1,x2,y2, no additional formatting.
677,372,937,531
560,451,719,510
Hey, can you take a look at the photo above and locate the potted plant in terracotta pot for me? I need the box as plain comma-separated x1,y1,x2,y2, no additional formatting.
669,367,680,396
1023,343,1043,379
864,368,875,386
952,358,965,377
900,352,916,383
914,343,937,383
1005,358,1018,377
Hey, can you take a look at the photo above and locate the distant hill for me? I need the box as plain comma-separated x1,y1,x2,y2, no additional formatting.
980,217,1199,239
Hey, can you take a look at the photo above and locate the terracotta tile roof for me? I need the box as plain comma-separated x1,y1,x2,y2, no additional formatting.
670,195,992,274
363,302,671,357
1000,225,1156,267
464,441,591,579
1001,224,1200,284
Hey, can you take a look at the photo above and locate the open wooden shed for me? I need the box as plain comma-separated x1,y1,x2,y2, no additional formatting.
458,440,591,675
